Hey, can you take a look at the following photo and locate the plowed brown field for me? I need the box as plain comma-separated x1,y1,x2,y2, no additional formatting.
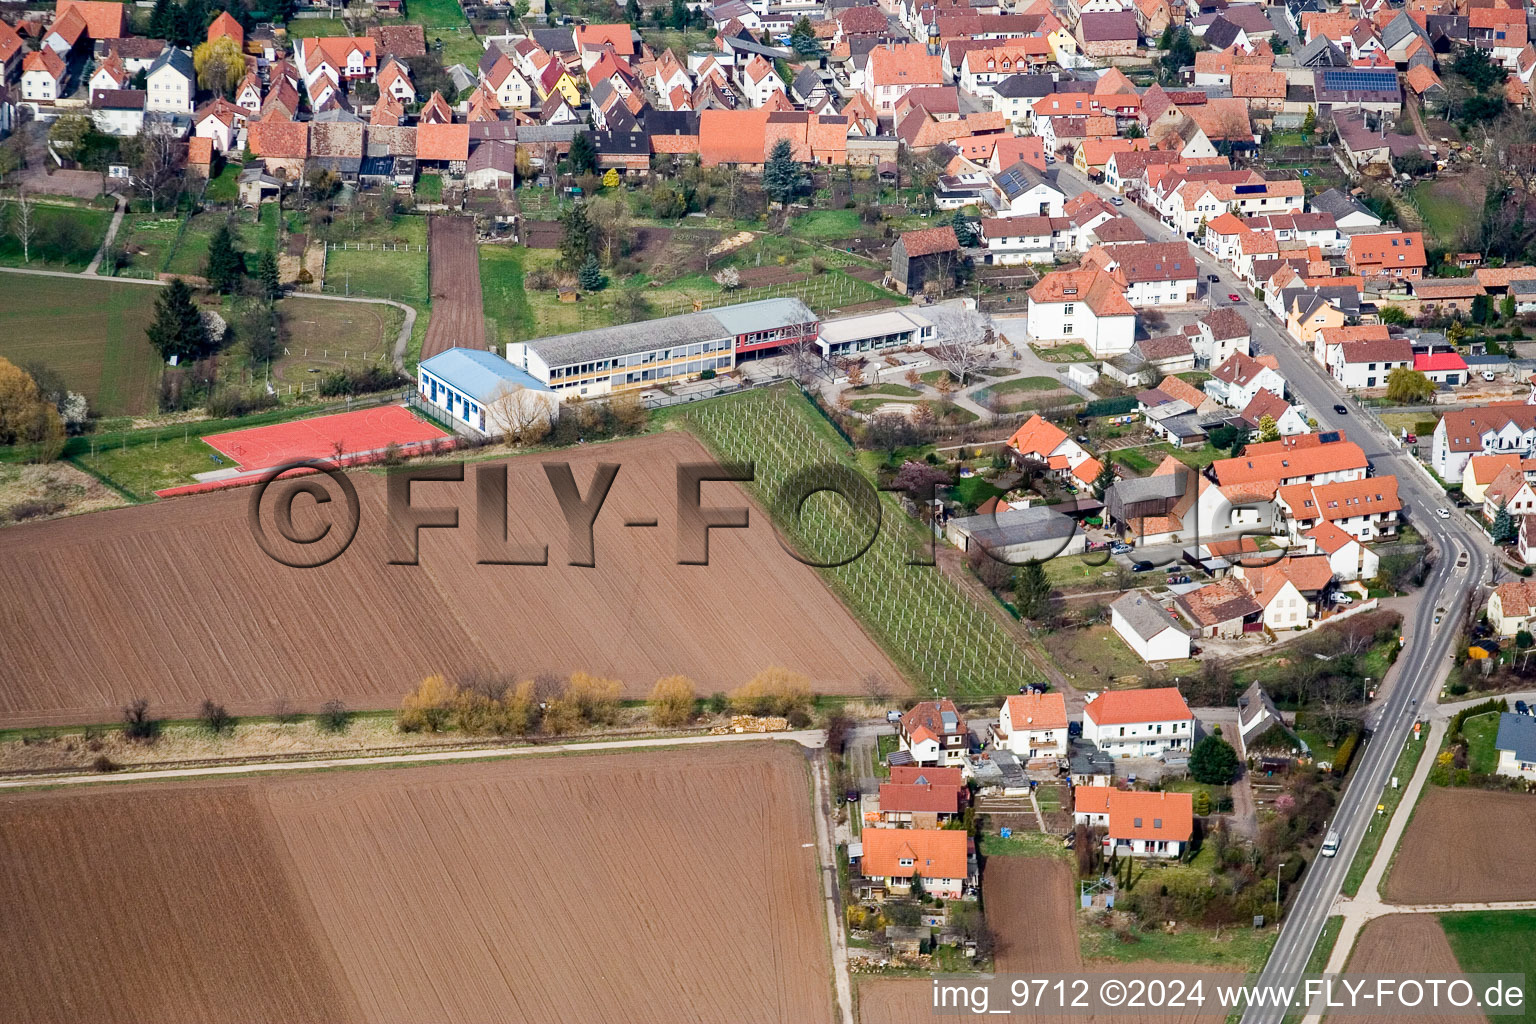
1385,788,1536,903
1343,915,1484,1024
0,744,835,1024
0,431,899,726
422,216,486,359
859,857,1225,1024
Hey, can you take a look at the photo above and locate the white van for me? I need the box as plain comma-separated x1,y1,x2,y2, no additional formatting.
1321,830,1341,857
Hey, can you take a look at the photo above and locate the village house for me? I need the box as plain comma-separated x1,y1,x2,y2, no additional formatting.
1488,578,1536,635
876,776,966,828
1082,687,1195,758
1463,454,1523,506
1494,713,1536,780
1431,404,1536,482
855,827,975,899
1074,787,1194,857
1276,475,1401,542
1205,351,1287,411
1027,267,1137,356
1231,554,1335,628
1347,230,1427,283
992,691,1069,761
1304,519,1380,581
1084,241,1199,306
890,225,961,296
896,699,971,767
1175,576,1263,637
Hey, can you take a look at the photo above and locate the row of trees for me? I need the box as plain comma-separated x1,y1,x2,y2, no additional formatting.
395,666,820,738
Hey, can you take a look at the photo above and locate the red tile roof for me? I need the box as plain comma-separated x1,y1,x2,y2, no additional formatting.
55,0,126,39
1083,687,1192,726
859,827,970,881
207,10,243,46
1415,352,1468,372
1075,786,1194,842
899,225,960,258
879,781,963,814
1004,691,1068,730
416,122,469,162
890,766,964,786
1006,413,1069,459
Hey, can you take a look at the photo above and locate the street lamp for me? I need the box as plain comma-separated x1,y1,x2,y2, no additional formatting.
1276,863,1287,923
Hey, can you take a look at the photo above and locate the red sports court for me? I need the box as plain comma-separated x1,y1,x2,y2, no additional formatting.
202,406,448,473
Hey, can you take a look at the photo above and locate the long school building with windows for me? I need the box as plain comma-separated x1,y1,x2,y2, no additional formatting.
505,298,820,398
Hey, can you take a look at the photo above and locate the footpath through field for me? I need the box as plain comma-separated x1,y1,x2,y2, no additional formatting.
0,729,829,790
421,215,486,359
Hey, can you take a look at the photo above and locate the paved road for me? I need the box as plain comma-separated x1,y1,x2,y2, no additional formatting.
1051,163,1496,1012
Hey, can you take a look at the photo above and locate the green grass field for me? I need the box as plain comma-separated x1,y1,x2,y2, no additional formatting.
1440,910,1536,1004
480,243,534,348
271,299,403,392
281,16,348,38
0,200,112,270
1461,711,1501,774
0,277,161,417
1030,342,1095,363
324,245,430,303
679,385,1044,694
1079,914,1276,970
204,161,242,204
1042,624,1199,685
788,209,865,239
1409,178,1484,247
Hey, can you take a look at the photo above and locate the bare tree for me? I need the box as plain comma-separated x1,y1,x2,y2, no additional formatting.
484,383,553,444
132,130,182,213
931,307,997,387
784,335,836,385
861,672,891,704
9,187,33,264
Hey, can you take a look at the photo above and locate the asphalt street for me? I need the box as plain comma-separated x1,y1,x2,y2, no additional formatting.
1050,164,1495,1005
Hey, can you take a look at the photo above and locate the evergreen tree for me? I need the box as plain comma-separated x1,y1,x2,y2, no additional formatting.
1257,413,1280,443
578,254,607,291
149,0,177,41
568,130,597,174
1013,562,1053,622
1502,293,1517,321
762,138,807,205
950,209,976,246
667,0,687,29
624,0,642,25
256,249,281,300
1092,459,1116,499
147,278,212,363
1189,735,1240,785
790,16,820,56
559,202,597,269
1471,293,1492,325
1301,106,1317,135
1156,24,1174,50
204,221,244,293
1493,501,1517,544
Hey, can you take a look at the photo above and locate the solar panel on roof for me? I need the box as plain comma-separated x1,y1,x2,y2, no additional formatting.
1320,69,1397,93
1319,430,1340,443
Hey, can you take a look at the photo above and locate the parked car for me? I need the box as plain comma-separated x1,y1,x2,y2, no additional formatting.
885,709,902,723
846,789,860,803
1331,592,1354,605
1166,574,1191,585
1334,404,1349,415
1110,196,1124,206
1207,273,1220,282
1131,560,1154,572
1436,508,1451,519
1110,542,1134,554
1076,434,1090,444
1517,700,1529,716
1483,370,1497,382
1228,293,1242,303
1405,433,1417,444
1068,721,1082,737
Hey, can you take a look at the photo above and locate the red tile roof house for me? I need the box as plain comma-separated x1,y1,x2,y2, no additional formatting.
855,827,975,899
992,691,1068,760
1081,687,1194,758
1346,230,1426,283
1074,787,1194,857
876,778,965,827
897,699,970,767
1414,351,1468,387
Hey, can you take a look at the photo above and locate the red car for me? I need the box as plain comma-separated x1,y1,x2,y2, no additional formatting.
1228,293,1242,303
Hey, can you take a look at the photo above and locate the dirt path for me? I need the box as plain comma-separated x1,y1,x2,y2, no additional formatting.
810,750,856,1024
421,215,486,360
84,195,127,276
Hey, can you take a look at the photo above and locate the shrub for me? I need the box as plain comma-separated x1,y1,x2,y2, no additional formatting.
541,698,584,735
317,699,352,733
708,691,729,714
565,672,623,725
730,667,813,718
398,675,458,732
92,754,119,773
199,699,233,736
649,675,697,728
122,698,158,742
205,390,279,419
319,366,409,397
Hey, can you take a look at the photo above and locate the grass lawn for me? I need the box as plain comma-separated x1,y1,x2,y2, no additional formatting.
1035,785,1062,812
977,376,1063,399
847,397,914,414
320,213,428,247
1410,178,1484,247
324,245,430,303
480,243,534,348
0,276,161,417
73,432,225,500
1461,710,1501,774
1340,731,1431,897
205,161,242,204
1043,553,1121,589
788,209,864,239
1114,446,1160,474
1042,624,1199,686
417,173,444,203
951,475,1004,509
1080,913,1277,970
270,298,404,391
919,369,958,386
281,16,348,38
1307,915,1343,973
980,831,1070,859
848,383,920,398
1031,342,1095,363
162,210,228,278
1159,443,1223,470
405,0,471,28
875,734,897,777
0,199,111,270
1440,910,1536,989
115,211,184,278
